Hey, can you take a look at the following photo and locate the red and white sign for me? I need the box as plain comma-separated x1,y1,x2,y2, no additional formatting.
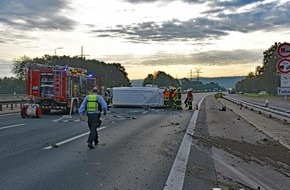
277,59,290,74
277,42,290,58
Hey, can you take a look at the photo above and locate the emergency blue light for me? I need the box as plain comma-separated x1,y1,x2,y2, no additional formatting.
87,73,93,77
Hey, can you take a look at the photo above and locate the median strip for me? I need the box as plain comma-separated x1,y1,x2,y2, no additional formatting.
164,96,205,190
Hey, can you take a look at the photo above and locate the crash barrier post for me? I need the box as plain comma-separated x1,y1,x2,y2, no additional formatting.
0,100,25,112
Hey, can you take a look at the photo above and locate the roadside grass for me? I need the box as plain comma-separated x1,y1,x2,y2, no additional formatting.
214,92,224,99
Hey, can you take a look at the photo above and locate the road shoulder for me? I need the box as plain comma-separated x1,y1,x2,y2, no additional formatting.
204,94,290,190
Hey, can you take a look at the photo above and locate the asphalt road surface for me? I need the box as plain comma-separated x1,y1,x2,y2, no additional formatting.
1,93,290,190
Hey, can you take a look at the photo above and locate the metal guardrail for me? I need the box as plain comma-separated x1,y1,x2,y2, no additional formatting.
222,95,290,124
0,94,26,100
0,99,26,112
0,94,26,112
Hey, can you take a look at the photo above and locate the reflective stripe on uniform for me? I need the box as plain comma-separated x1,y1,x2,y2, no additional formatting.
87,95,99,112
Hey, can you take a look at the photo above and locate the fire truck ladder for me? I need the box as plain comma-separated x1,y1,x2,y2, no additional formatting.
54,70,62,101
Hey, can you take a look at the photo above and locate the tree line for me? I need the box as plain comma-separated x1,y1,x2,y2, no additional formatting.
0,54,227,94
0,55,132,94
142,71,226,92
235,42,281,95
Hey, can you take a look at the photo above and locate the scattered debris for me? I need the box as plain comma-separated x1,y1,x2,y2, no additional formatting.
51,143,59,148
219,106,226,111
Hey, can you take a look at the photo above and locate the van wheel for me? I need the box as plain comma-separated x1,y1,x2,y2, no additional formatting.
71,100,77,114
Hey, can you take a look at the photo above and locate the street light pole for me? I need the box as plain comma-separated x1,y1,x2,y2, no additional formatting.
54,47,63,56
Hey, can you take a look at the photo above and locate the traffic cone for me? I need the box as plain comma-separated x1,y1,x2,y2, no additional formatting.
195,104,198,110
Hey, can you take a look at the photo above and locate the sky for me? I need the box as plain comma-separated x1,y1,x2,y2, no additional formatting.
0,0,289,80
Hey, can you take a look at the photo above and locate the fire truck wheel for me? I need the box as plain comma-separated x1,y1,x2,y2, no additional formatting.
21,106,27,118
36,107,42,118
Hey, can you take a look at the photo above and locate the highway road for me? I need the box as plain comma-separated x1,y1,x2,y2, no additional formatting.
0,94,212,190
1,93,290,190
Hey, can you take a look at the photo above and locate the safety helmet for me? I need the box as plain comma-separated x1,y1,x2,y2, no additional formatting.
92,87,99,93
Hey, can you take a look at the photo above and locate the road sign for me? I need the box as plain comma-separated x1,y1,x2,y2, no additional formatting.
277,59,290,74
277,87,290,95
280,74,290,87
277,42,290,58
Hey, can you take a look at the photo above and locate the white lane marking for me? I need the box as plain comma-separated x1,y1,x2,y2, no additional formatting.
164,96,205,190
44,126,106,150
0,123,25,130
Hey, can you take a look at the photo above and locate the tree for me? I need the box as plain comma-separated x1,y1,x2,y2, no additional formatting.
143,74,155,86
143,71,180,87
11,55,32,80
10,55,131,91
236,42,280,95
0,77,26,94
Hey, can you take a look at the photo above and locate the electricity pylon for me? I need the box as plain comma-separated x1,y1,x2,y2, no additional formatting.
188,69,194,81
77,46,90,59
194,68,202,81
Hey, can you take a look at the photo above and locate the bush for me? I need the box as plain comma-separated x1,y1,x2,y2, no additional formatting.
214,92,224,99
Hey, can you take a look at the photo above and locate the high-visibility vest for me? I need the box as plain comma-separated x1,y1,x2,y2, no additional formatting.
87,94,99,112
176,91,182,100
164,91,170,100
172,90,176,98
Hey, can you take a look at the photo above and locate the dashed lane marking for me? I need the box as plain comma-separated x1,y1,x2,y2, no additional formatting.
43,126,106,150
0,123,25,130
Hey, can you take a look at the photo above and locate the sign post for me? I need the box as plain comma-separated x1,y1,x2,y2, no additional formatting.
277,42,290,107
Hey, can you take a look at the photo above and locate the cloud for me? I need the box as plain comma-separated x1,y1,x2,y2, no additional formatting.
215,1,290,32
0,0,77,31
0,59,14,78
101,49,263,67
207,0,263,9
124,0,205,4
91,0,289,43
123,0,260,7
93,18,228,42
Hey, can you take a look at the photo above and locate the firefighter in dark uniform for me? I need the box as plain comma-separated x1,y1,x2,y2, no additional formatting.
174,87,182,110
79,87,107,149
163,88,170,107
104,88,112,110
185,89,193,110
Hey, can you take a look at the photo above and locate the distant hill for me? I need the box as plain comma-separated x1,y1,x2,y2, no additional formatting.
197,76,246,89
130,76,246,89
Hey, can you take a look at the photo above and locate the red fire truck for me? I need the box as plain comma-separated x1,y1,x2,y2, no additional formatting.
26,63,101,114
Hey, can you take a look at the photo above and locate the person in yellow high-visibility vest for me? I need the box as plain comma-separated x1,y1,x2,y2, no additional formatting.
79,87,107,149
